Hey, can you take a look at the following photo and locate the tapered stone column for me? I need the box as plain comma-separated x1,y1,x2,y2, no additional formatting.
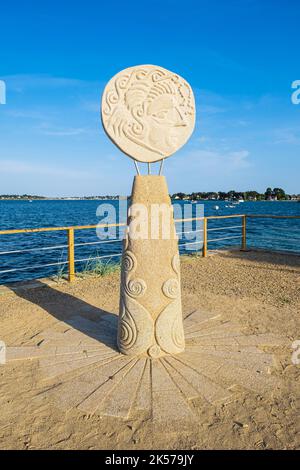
101,64,196,358
118,175,185,358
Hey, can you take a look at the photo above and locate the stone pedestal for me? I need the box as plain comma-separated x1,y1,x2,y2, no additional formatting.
118,175,185,358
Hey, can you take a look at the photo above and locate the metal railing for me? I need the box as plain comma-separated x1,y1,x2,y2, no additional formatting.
0,214,299,283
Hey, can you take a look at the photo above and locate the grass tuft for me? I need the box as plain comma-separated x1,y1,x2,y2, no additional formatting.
79,257,120,278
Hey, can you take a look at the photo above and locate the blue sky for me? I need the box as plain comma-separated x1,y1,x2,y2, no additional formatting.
0,0,299,196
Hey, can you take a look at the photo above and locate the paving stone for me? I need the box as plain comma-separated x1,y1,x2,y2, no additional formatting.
166,356,231,404
186,322,242,340
134,359,152,413
186,346,274,371
39,352,118,380
184,310,221,327
4,313,283,423
236,333,288,347
7,346,57,360
160,358,199,400
77,358,137,414
151,360,198,424
98,359,146,418
214,362,280,394
51,357,133,411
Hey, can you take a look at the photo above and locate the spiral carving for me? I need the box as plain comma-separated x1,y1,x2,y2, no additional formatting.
119,313,137,351
162,278,179,299
125,278,146,298
118,296,154,356
136,69,147,80
116,74,130,93
123,251,136,272
103,90,118,115
118,299,137,351
152,69,167,82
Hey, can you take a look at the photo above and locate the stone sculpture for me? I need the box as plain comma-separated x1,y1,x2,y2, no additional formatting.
101,65,195,357
1,66,283,431
101,65,195,163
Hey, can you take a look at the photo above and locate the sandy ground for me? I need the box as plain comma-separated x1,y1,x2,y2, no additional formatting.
0,249,299,450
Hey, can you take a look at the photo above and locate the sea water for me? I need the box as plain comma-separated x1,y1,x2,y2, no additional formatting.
0,199,299,284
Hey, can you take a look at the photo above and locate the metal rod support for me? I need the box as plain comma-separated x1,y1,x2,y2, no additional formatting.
134,160,140,175
159,159,164,175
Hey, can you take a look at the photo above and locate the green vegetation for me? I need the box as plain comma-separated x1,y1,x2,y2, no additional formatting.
53,256,120,282
1,188,299,202
79,257,120,278
0,194,122,200
53,263,68,282
171,187,299,201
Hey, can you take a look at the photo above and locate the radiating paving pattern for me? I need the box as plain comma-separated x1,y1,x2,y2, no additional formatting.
6,310,286,425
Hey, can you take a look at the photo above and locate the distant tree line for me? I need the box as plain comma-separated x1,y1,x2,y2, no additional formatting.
1,188,299,201
171,188,300,201
0,194,123,200
0,194,46,200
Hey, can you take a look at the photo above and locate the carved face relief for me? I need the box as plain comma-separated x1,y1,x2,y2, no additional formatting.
101,65,195,163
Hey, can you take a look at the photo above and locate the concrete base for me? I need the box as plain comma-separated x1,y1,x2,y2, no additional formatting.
118,175,185,358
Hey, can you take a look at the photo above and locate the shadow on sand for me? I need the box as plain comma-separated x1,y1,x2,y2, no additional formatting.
10,280,119,352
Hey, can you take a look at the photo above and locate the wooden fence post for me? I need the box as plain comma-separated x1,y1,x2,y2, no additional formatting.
202,217,207,257
241,215,247,251
68,228,75,282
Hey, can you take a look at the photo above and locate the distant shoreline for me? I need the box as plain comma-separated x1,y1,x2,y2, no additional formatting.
0,189,299,202
0,197,123,201
0,198,299,202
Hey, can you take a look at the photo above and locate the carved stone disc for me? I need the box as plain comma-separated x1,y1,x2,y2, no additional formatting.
101,65,196,163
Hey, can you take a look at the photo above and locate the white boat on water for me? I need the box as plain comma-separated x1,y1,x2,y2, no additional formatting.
213,205,219,210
